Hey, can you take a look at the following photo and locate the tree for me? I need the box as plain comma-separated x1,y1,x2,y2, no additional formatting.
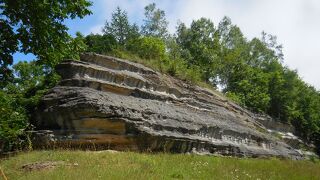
85,34,118,54
0,0,92,85
0,19,18,87
0,90,28,152
176,18,220,83
141,3,169,39
216,17,249,89
226,68,271,112
166,36,184,61
128,37,166,60
0,60,51,152
103,7,139,46
218,17,246,50
261,31,284,61
0,0,92,152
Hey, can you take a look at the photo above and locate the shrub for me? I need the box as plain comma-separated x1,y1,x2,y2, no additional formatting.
0,91,28,152
85,34,118,54
127,37,166,60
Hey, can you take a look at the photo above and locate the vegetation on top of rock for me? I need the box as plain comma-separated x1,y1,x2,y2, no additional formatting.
82,5,320,155
0,1,319,156
34,53,303,158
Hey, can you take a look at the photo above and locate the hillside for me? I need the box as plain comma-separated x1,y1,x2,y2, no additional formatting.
1,151,319,179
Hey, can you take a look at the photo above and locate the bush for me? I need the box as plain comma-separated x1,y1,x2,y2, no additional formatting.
85,34,118,54
127,37,166,60
0,61,58,153
0,91,28,152
226,91,243,105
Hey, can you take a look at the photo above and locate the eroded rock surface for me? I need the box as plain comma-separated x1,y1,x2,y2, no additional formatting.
34,53,302,159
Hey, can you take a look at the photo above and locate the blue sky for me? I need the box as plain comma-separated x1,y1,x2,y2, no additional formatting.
13,0,320,89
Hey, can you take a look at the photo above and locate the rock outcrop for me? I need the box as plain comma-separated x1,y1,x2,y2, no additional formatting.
34,53,302,159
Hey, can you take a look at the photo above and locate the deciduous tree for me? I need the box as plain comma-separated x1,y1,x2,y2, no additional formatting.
0,0,92,86
141,3,169,39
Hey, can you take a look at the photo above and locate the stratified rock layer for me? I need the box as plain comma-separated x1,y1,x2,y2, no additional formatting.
35,53,301,159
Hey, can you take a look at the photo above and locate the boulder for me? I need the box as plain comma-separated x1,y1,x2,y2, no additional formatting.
34,53,302,159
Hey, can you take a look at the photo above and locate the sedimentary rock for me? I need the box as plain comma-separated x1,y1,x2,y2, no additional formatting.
34,53,302,159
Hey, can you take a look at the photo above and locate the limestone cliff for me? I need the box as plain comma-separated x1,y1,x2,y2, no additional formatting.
34,53,302,159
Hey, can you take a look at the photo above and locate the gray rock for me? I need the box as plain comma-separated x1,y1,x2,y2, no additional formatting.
34,53,302,159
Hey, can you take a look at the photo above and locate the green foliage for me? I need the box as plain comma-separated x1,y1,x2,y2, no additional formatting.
85,34,118,54
85,8,320,154
176,18,221,83
2,1,318,155
0,91,28,152
216,17,248,87
0,0,91,152
0,60,57,152
0,19,17,87
0,0,92,80
103,7,140,46
141,3,169,39
65,32,88,60
226,68,271,112
172,16,320,153
127,37,166,60
226,92,243,105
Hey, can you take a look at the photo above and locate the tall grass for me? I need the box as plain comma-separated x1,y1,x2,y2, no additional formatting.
107,50,205,86
1,150,319,179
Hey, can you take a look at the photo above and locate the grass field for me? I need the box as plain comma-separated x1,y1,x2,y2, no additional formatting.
1,150,319,180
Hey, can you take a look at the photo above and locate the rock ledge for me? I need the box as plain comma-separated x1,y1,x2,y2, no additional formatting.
35,53,302,159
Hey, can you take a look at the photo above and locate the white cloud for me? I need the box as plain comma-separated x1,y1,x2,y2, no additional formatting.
87,25,104,35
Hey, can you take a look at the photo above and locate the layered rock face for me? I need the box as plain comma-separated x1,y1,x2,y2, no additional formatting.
35,53,302,159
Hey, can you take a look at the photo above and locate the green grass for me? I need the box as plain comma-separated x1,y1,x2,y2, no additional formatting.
1,150,320,180
107,50,204,85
